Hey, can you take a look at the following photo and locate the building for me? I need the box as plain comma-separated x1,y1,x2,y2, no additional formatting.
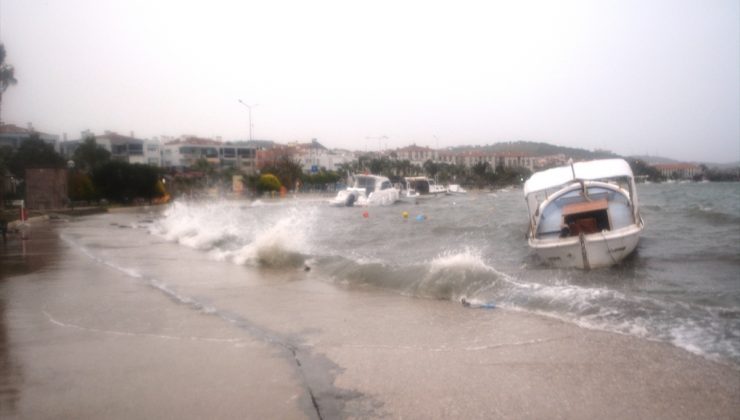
494,152,535,172
290,139,354,173
0,123,59,151
457,150,497,170
162,137,257,173
96,132,146,164
653,163,702,179
395,145,438,166
62,131,148,165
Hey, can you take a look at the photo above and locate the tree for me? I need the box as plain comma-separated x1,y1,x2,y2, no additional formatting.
423,159,439,178
68,171,96,201
260,156,303,191
92,161,162,203
9,134,66,177
0,145,13,207
73,136,111,172
256,173,281,193
629,159,663,183
0,44,17,124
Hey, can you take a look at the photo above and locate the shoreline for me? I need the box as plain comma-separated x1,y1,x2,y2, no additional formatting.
1,220,739,419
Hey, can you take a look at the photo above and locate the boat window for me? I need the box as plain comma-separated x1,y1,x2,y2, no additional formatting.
380,181,392,190
355,177,376,193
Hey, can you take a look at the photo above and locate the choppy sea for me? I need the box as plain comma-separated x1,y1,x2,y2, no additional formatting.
70,182,740,366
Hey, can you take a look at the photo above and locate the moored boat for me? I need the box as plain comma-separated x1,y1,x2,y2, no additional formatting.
330,174,399,207
404,176,447,199
447,184,467,194
523,159,644,269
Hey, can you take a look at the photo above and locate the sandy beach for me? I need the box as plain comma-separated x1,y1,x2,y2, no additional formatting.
1,219,739,419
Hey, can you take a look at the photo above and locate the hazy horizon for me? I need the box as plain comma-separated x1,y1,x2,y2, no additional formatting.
1,0,738,163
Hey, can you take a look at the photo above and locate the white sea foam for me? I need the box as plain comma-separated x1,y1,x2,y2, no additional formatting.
153,200,317,268
428,248,493,274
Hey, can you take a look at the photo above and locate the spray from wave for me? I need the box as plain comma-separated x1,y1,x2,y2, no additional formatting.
152,200,315,269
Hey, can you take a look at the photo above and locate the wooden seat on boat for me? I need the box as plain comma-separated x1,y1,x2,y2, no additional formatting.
562,199,610,236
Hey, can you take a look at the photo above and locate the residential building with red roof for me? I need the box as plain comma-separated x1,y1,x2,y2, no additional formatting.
0,123,59,150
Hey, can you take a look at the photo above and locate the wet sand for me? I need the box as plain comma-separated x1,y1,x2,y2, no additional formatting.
1,221,739,419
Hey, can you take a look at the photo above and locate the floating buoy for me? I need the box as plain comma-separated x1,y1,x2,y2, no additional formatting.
402,211,409,219
362,211,369,218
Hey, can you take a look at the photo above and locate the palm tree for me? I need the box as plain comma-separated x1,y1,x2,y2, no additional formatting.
0,44,18,124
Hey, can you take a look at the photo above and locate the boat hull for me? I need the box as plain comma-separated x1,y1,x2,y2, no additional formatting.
329,188,399,207
529,222,643,269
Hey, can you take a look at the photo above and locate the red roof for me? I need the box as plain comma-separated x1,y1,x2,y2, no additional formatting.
0,123,33,134
397,145,433,152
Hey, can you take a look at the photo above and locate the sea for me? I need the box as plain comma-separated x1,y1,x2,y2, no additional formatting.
61,181,740,367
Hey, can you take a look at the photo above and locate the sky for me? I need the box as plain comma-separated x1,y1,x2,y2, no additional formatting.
0,0,738,163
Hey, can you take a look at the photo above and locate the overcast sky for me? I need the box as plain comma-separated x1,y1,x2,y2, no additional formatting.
1,0,738,162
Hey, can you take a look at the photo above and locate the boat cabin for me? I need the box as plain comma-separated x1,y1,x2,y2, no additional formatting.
354,175,393,194
405,177,431,194
561,198,610,237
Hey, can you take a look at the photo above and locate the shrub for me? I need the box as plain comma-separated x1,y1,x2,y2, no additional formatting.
256,173,281,193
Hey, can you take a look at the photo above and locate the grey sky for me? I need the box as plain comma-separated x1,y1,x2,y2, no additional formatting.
1,0,738,163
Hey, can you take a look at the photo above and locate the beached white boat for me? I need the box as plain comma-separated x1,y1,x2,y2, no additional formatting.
523,159,644,269
330,174,399,207
404,176,447,199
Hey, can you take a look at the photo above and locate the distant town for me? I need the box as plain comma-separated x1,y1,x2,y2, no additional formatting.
1,121,738,216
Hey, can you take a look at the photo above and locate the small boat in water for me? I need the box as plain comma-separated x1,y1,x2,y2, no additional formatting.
447,184,467,194
330,174,400,207
523,159,644,269
404,176,447,199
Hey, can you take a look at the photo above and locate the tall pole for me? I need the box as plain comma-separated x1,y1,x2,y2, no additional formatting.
238,100,257,141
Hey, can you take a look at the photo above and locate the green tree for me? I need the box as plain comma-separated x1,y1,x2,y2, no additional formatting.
92,161,162,203
0,43,18,124
9,134,65,177
629,159,663,183
68,171,96,201
73,136,111,172
260,157,303,191
0,145,13,207
423,159,439,178
256,173,281,193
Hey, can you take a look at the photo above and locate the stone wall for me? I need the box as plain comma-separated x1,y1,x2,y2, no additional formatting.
25,168,68,210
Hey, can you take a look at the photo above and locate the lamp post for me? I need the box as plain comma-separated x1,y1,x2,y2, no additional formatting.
238,100,258,141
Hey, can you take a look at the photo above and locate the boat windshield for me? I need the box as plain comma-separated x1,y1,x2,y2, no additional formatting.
354,176,377,193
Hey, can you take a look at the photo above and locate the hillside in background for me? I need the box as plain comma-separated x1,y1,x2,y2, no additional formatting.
627,155,680,164
444,141,735,167
448,141,620,160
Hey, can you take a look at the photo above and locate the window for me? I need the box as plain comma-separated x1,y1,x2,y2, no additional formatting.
237,148,254,157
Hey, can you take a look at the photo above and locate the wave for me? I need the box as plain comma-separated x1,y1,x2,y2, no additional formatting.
685,204,740,226
147,198,740,366
152,199,315,269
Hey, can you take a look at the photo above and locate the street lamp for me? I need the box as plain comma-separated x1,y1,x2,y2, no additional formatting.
238,100,258,141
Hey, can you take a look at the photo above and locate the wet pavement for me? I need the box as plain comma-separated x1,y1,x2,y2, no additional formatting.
1,219,739,419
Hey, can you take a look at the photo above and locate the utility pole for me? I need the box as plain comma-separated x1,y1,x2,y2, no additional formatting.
365,135,388,155
238,100,258,141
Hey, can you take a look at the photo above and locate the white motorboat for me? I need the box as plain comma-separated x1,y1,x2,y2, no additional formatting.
404,177,447,198
523,159,644,269
330,174,400,207
447,184,467,194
